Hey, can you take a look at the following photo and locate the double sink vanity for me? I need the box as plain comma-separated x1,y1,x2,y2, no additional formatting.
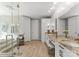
46,33,79,57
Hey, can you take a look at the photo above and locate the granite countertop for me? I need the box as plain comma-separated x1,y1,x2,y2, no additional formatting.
47,34,79,56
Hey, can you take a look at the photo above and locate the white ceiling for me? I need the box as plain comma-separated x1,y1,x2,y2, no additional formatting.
20,2,53,19
0,2,53,19
0,2,78,19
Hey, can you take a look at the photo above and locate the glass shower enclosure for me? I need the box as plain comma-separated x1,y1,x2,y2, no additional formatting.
0,2,20,57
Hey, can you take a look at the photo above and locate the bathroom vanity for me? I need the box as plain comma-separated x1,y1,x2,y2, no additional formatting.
46,33,79,57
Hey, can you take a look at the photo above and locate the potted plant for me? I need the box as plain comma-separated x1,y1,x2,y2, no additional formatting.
63,30,68,38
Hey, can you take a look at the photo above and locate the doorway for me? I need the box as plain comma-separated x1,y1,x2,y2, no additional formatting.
31,20,40,40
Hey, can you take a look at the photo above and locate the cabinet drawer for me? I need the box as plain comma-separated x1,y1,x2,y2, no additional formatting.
63,49,78,57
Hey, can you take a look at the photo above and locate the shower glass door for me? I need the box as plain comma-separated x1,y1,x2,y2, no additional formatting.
0,2,19,57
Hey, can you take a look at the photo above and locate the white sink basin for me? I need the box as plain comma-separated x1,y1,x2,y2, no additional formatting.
60,40,79,48
69,43,79,48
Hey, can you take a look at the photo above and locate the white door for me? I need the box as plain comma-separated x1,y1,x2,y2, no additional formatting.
19,16,31,42
31,20,40,40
